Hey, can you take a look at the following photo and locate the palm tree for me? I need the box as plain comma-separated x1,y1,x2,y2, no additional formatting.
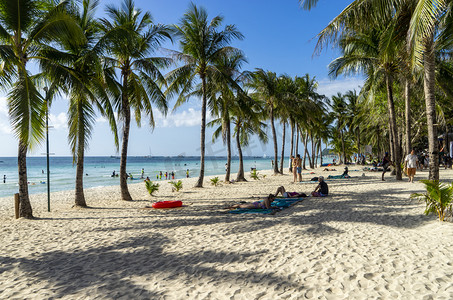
231,96,268,181
100,0,171,200
303,0,443,179
331,93,349,164
42,0,119,207
329,26,403,179
206,52,249,183
166,3,243,187
0,0,82,218
248,69,284,175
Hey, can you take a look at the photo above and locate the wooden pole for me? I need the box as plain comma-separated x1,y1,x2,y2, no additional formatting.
14,193,19,219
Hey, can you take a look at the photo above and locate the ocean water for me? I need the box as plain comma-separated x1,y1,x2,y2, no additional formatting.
0,156,298,198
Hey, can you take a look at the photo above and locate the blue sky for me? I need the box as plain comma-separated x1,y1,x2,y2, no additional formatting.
0,0,362,157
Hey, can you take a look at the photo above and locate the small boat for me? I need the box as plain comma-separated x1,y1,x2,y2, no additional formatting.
152,200,183,209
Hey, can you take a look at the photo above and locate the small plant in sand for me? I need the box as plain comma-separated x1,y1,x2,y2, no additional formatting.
410,180,453,221
169,180,183,192
210,176,220,186
250,169,260,180
145,180,159,196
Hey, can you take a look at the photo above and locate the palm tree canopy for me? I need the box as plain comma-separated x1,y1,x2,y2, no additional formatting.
165,2,244,108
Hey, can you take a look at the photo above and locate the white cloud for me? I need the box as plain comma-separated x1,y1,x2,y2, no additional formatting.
49,112,68,130
0,97,11,134
155,108,213,128
317,77,364,98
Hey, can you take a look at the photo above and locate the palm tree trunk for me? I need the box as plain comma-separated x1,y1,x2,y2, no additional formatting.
341,130,346,164
224,117,231,183
289,121,294,172
195,75,207,187
310,133,316,169
279,122,286,174
120,76,132,200
75,121,87,207
302,132,308,169
18,140,33,219
405,79,412,155
386,75,402,180
270,107,279,175
424,35,439,180
295,126,299,156
236,124,246,182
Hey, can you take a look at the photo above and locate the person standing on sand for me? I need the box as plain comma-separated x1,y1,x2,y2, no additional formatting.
381,152,392,181
296,154,302,182
3,175,5,183
291,155,297,183
404,149,418,183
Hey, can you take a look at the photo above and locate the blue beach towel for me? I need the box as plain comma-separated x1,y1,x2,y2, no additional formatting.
228,197,304,214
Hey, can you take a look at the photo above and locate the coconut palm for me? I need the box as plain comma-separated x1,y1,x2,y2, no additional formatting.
248,69,284,175
206,52,249,183
99,0,171,200
231,95,268,181
0,0,83,218
303,0,445,180
329,25,404,179
41,0,119,207
166,3,243,187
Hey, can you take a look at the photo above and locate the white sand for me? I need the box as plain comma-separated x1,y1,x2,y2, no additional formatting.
0,167,452,299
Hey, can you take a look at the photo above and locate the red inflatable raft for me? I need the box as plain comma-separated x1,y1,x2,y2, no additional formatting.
152,200,183,209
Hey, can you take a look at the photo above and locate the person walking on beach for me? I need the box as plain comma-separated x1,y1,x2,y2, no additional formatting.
405,149,418,183
381,152,392,181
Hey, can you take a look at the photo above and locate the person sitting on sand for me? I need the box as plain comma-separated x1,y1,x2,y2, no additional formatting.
273,186,307,198
229,194,276,209
312,176,328,197
342,166,350,178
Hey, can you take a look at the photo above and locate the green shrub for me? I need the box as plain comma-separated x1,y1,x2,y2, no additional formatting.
169,180,183,192
145,180,159,196
411,180,453,221
210,176,220,186
250,169,259,180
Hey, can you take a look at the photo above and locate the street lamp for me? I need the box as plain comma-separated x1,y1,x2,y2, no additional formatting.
44,86,50,212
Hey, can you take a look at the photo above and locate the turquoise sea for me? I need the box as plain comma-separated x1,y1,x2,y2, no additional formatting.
0,156,297,198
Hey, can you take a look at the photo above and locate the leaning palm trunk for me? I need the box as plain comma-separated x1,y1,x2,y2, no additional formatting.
74,125,87,207
120,81,132,201
404,79,412,154
341,130,346,164
289,122,294,172
424,35,439,180
310,134,316,169
18,141,33,219
236,126,246,182
302,132,308,169
386,75,402,180
270,107,279,174
195,76,207,187
224,118,231,183
279,122,286,174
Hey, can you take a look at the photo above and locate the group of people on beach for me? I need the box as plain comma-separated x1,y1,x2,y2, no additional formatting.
290,154,302,183
229,177,329,209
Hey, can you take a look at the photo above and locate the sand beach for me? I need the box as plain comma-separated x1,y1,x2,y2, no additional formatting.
1,167,452,299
